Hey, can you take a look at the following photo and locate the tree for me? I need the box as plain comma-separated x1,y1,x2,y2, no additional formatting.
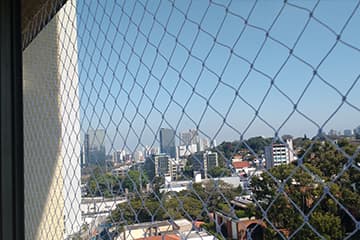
122,170,148,192
250,139,360,239
150,176,164,195
86,169,148,197
244,136,272,154
208,166,231,177
110,193,164,224
87,169,120,197
310,212,343,240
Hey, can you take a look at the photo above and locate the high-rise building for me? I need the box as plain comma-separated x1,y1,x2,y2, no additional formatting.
124,153,133,163
180,129,199,146
206,151,218,169
179,129,199,158
84,129,106,166
155,154,171,177
265,138,294,169
112,150,126,164
328,129,338,136
204,151,219,178
353,126,360,136
190,151,218,179
169,158,186,180
178,144,198,157
88,128,105,151
198,138,209,151
210,139,217,148
159,128,176,158
82,133,90,167
134,150,144,162
344,129,353,137
191,152,205,174
145,153,172,180
144,155,156,180
144,145,160,158
23,1,81,238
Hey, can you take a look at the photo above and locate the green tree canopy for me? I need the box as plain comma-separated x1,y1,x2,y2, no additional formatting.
251,139,360,239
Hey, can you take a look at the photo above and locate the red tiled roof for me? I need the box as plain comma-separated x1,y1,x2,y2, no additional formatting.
232,161,250,169
135,234,180,240
194,221,205,229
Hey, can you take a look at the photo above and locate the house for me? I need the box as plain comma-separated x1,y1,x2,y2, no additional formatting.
214,212,265,240
232,161,250,174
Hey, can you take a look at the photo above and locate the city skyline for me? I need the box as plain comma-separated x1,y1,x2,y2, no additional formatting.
17,0,360,239
77,0,360,151
85,124,360,158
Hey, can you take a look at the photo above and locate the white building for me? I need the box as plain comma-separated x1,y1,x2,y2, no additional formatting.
144,145,159,157
112,150,126,164
134,150,144,162
265,138,295,169
169,158,186,180
198,138,209,151
178,143,198,157
160,180,192,193
232,161,250,174
23,1,82,239
81,197,127,225
112,165,131,177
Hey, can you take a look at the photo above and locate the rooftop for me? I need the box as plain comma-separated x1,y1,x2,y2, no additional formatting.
125,220,178,231
135,234,180,240
232,161,250,169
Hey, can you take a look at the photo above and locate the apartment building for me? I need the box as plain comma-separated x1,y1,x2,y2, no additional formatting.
264,138,294,170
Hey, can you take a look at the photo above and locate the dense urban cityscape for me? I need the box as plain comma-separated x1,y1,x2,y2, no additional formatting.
74,126,360,240
16,0,360,239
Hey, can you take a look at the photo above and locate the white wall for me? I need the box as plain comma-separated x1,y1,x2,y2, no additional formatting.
57,1,82,237
23,0,81,239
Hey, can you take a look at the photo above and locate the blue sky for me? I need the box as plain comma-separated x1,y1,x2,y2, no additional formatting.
75,0,360,152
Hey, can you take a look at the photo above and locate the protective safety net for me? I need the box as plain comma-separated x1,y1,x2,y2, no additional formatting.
22,0,360,239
